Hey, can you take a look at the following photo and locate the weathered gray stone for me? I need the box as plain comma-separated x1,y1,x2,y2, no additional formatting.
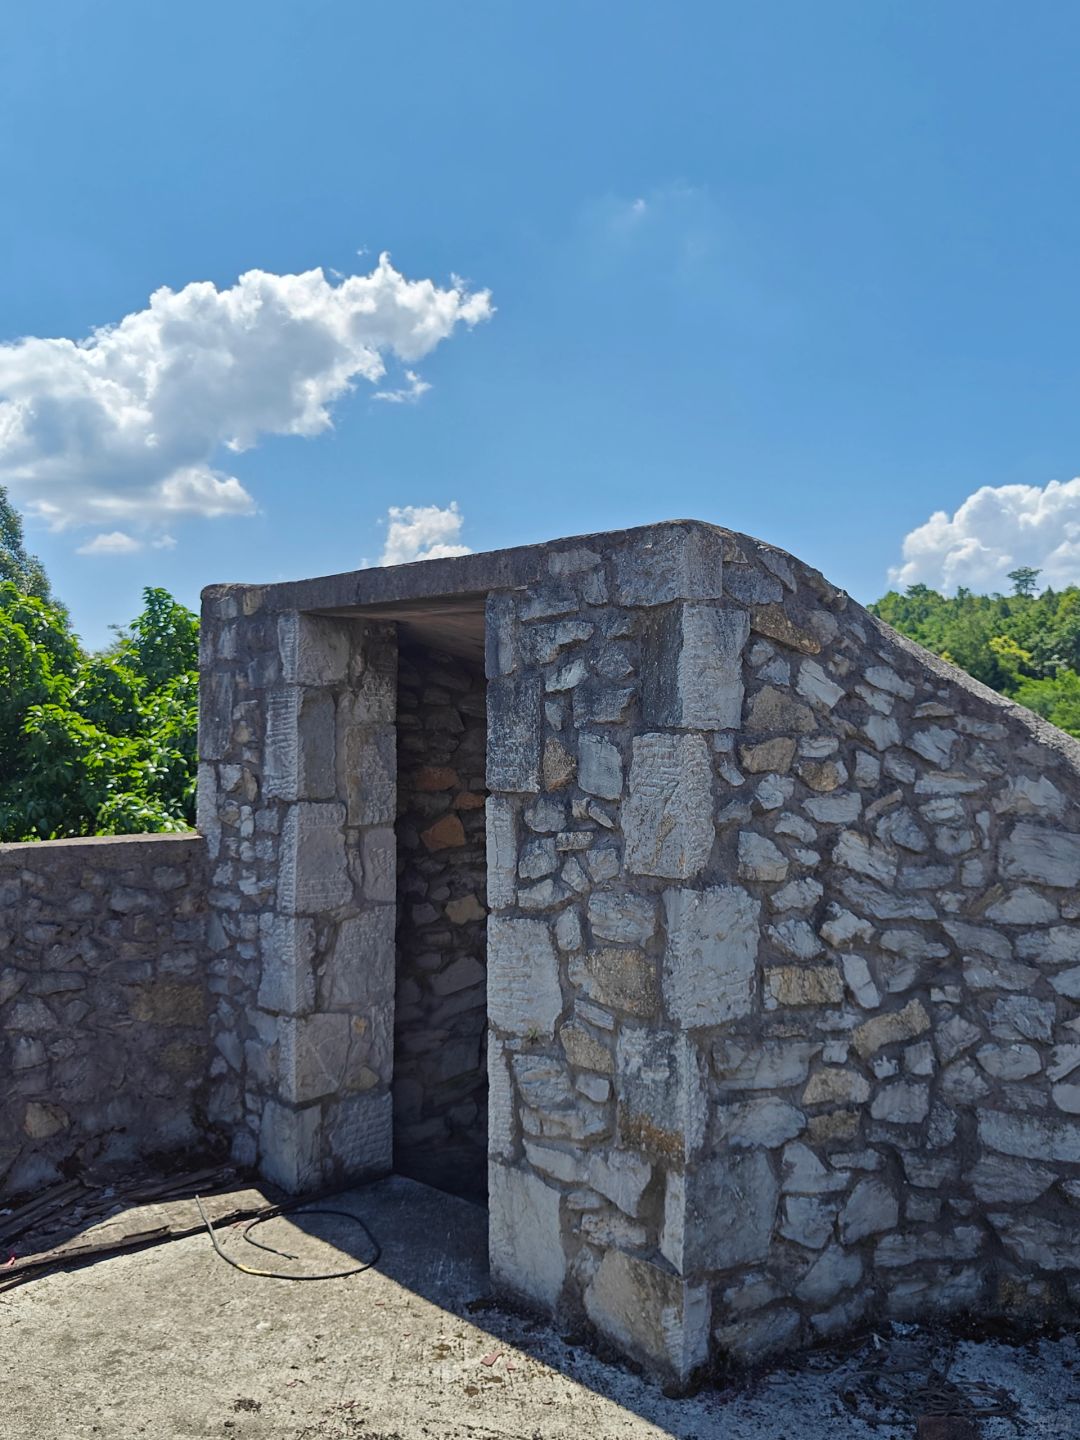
584,1248,709,1382
663,1150,778,1271
612,524,725,607
617,1028,707,1162
642,603,748,730
979,1109,1080,1163
840,1177,898,1244
587,890,657,946
714,1040,820,1092
577,732,623,800
277,803,351,915
624,732,714,879
852,1000,930,1058
488,918,562,1038
570,947,658,1017
662,885,759,1027
1000,823,1080,888
716,1097,806,1148
737,831,788,883
489,1164,565,1309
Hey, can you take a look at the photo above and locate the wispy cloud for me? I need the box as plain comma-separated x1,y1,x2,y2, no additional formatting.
374,369,432,404
890,478,1080,592
378,502,471,565
0,254,492,542
76,530,142,556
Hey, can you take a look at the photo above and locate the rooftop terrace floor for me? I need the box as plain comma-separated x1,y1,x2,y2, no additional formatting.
2,1175,1076,1439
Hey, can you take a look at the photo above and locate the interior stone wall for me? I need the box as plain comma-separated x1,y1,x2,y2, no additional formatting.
393,643,488,1201
0,832,211,1199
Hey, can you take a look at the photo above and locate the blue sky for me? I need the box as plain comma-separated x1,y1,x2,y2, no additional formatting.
5,2,1080,645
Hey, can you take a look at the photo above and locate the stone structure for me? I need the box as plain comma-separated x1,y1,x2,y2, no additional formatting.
0,833,211,1195
6,519,1080,1385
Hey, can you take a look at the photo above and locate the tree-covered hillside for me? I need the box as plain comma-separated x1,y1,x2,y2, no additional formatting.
1,487,198,841
870,569,1080,739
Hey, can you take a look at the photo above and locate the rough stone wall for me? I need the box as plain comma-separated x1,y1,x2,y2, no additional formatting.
482,523,1080,1384
0,833,211,1199
197,599,399,1192
393,644,488,1200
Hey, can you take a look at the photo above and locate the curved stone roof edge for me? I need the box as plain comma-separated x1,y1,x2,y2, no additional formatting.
201,515,1080,776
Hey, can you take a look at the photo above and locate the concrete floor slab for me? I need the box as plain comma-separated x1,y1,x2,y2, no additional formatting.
1,1176,1077,1439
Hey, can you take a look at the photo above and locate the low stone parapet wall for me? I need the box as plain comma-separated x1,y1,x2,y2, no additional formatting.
0,832,213,1198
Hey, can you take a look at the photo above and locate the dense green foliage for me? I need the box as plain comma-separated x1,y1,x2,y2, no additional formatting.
0,487,199,841
870,575,1080,739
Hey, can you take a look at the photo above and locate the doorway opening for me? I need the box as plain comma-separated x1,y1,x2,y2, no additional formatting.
392,636,489,1203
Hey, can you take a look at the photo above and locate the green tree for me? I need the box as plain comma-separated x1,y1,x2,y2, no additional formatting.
0,484,53,601
1008,566,1041,597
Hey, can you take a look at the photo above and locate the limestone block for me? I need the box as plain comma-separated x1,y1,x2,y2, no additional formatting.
989,1214,1080,1271
745,686,816,734
870,1081,930,1125
489,1163,566,1310
976,1044,1042,1080
716,1097,806,1149
988,994,1055,1043
278,1013,353,1103
737,832,788,883
662,885,759,1028
341,724,396,827
1000,822,1080,888
1018,926,1080,964
560,1021,613,1073
570,948,658,1017
360,827,396,902
852,1000,930,1058
780,1142,849,1195
259,1100,321,1193
663,1150,778,1271
740,737,796,774
876,1226,983,1269
765,966,844,1008
278,803,351,915
587,890,657,946
780,1195,837,1249
642,603,748,730
322,907,395,1009
714,1306,802,1364
488,1040,517,1159
588,1149,652,1216
802,1067,870,1107
584,1248,710,1382
616,1027,707,1162
978,1109,1080,1164
487,917,562,1038
487,673,543,793
485,797,518,910
325,1089,392,1177
966,1155,1056,1205
612,525,725,606
485,593,518,677
714,1039,820,1092
624,732,714,879
577,732,623,800
198,670,235,762
793,1244,862,1308
278,612,349,686
839,1177,898,1243
257,915,317,1015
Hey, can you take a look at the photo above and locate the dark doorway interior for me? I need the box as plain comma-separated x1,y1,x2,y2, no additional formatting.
393,639,488,1203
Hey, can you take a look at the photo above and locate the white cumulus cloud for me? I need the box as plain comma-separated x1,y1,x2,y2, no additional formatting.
890,478,1080,592
379,502,472,565
76,530,142,555
0,253,492,537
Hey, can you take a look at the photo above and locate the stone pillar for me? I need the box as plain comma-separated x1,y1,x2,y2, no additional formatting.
483,524,740,1384
199,590,397,1192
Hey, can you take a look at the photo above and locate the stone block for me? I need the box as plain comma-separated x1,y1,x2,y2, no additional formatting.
577,733,623,800
197,670,234,761
624,732,714,879
839,1178,898,1243
278,1012,352,1102
341,725,396,826
278,612,349,685
585,1249,710,1383
489,1163,565,1310
852,1000,930,1058
325,1089,392,1177
487,673,542,793
360,827,396,902
258,915,317,1015
663,1150,778,1272
278,803,351,915
259,1100,321,1193
488,917,562,1038
570,947,658,1017
1000,823,1080,888
616,1027,707,1163
322,907,395,1009
662,884,759,1028
587,890,656,945
612,524,725,607
642,603,748,729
